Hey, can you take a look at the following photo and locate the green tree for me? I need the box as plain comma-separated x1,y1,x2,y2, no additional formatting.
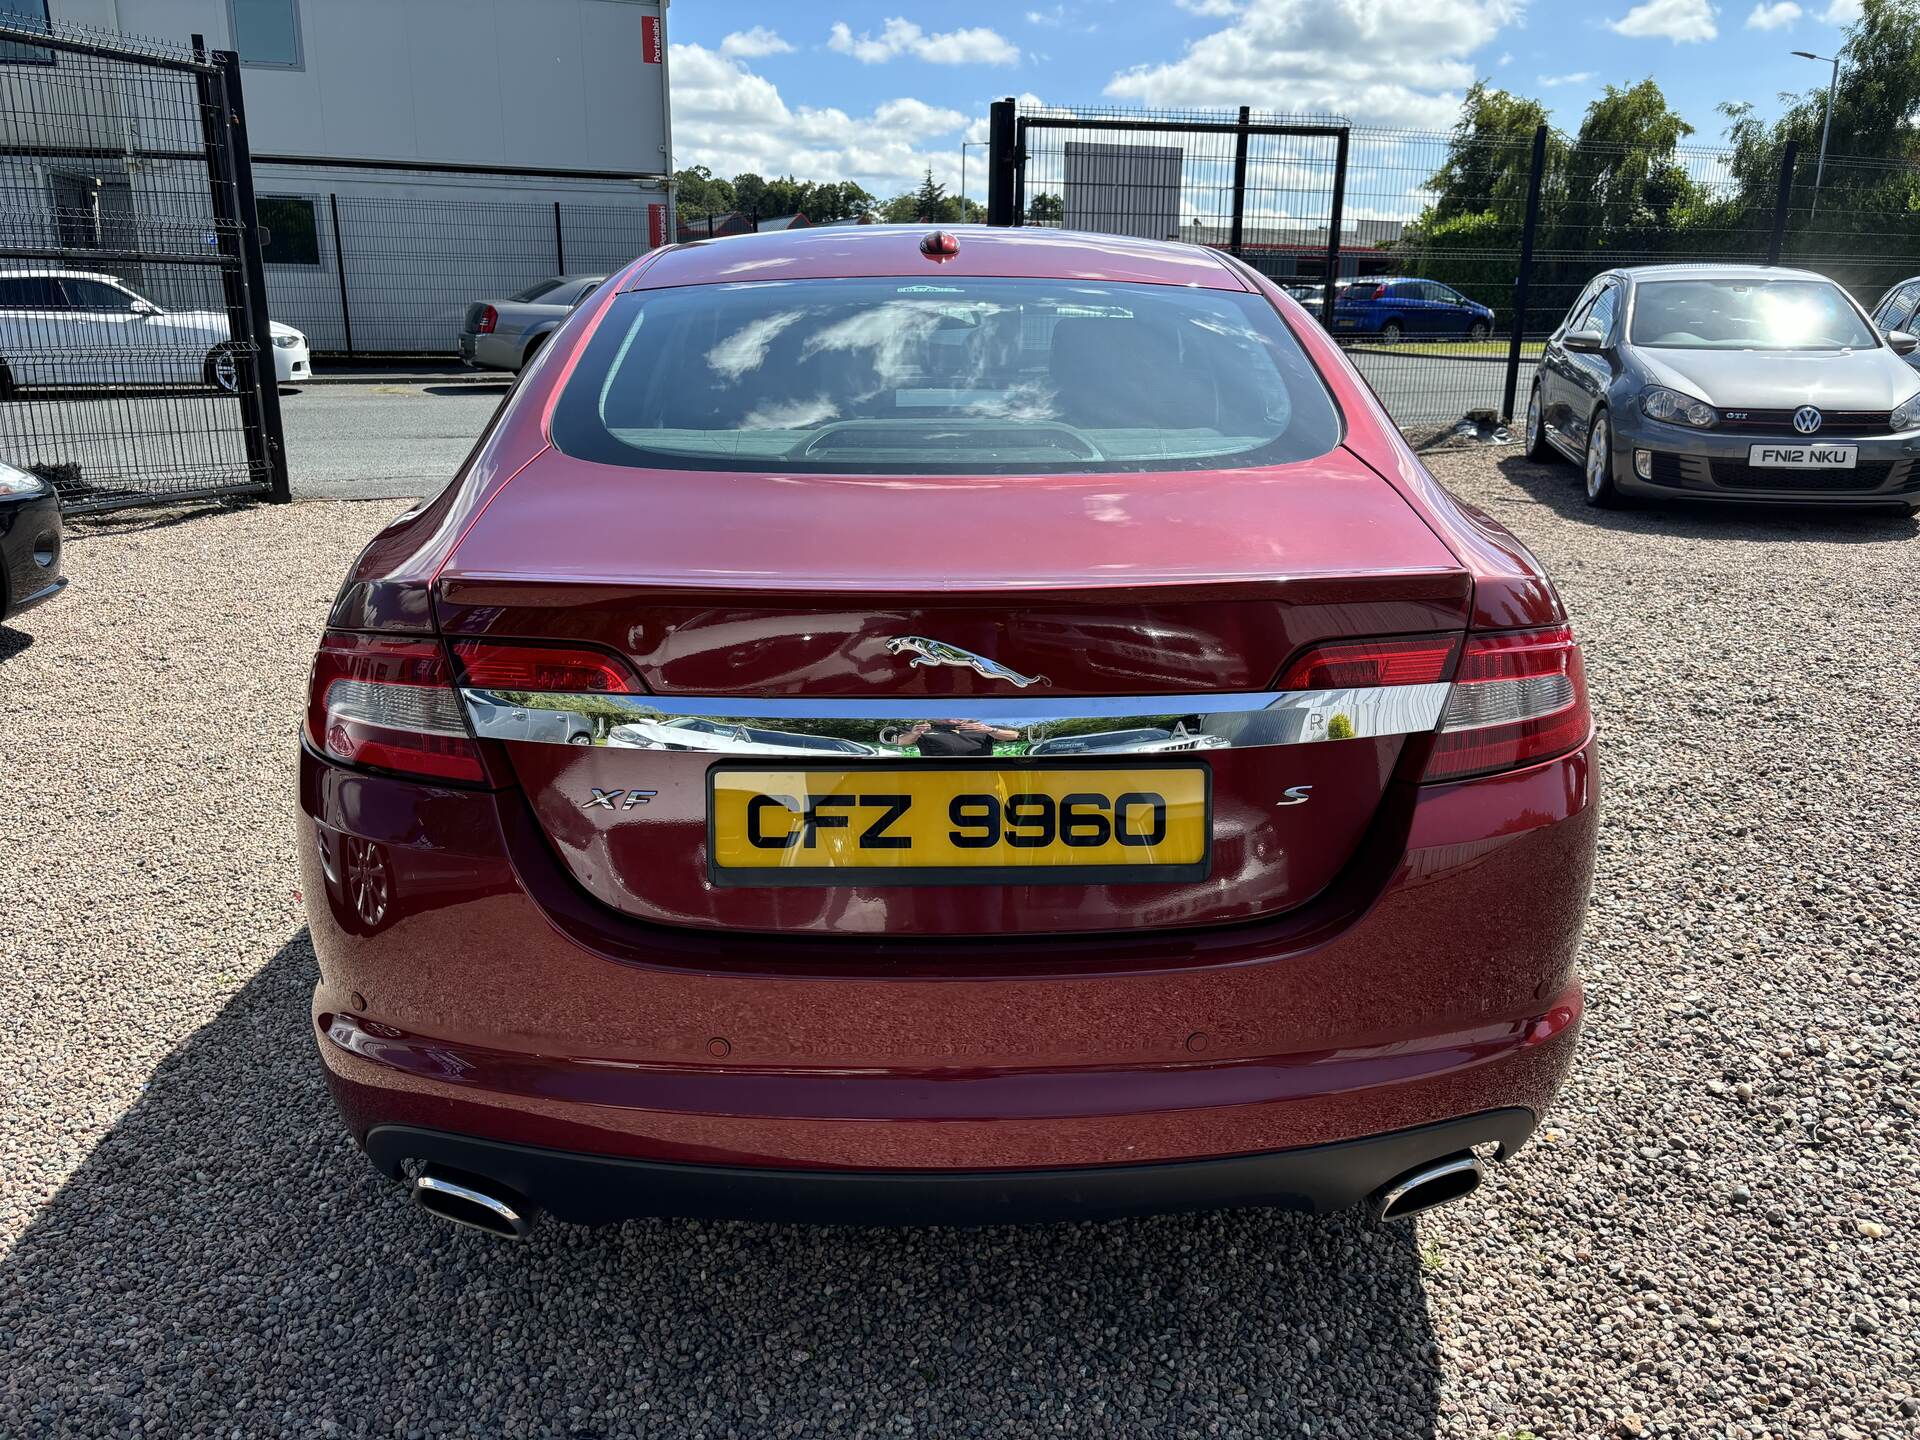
1027,191,1064,225
1552,80,1698,251
672,165,735,221
1402,83,1561,319
1718,0,1920,291
1423,81,1553,226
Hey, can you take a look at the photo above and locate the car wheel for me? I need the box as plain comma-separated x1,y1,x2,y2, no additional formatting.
1379,320,1404,344
1468,320,1491,342
203,344,240,395
1524,384,1556,462
567,732,592,745
1584,409,1625,508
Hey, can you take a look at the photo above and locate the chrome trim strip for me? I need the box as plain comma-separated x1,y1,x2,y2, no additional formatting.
459,683,1452,757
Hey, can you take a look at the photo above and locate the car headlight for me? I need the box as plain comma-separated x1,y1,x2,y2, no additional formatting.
272,332,303,349
1891,392,1920,432
1641,386,1717,428
0,462,47,497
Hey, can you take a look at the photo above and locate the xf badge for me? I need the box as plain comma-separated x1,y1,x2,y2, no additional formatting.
583,788,657,811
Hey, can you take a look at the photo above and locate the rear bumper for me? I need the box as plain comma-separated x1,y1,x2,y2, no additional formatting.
366,1108,1537,1226
300,737,1595,1203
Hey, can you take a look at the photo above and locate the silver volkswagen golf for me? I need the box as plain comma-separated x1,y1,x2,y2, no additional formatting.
1524,264,1920,511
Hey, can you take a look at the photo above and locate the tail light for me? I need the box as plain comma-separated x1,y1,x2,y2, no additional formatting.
450,640,639,693
304,631,484,783
474,305,497,334
1278,634,1460,689
1424,625,1590,782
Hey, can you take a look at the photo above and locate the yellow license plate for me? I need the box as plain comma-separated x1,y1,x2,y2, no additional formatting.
708,765,1211,886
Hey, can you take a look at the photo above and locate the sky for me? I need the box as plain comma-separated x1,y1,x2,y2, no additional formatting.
666,0,1867,207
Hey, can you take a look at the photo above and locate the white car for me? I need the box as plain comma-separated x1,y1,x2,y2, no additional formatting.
0,268,310,394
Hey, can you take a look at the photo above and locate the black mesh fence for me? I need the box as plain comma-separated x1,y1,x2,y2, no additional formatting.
998,101,1920,436
259,189,667,356
0,18,284,513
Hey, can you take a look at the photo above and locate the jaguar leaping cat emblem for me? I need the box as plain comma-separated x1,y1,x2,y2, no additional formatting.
884,636,1050,688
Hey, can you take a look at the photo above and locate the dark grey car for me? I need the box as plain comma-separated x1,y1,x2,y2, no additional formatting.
458,274,606,373
1867,276,1920,374
1524,264,1920,510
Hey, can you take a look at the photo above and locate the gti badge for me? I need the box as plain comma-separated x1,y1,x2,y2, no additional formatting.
885,636,1049,688
1793,405,1823,435
583,788,656,811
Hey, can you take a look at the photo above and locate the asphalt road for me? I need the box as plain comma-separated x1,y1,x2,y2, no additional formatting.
1347,349,1517,425
282,379,510,500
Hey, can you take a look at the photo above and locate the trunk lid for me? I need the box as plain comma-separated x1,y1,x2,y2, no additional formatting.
437,448,1469,936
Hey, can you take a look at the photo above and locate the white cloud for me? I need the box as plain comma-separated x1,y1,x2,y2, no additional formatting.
1176,0,1243,16
1745,1,1801,27
826,17,1021,66
1539,71,1595,86
1102,0,1529,130
718,26,794,59
1821,0,1861,19
1609,0,1718,42
1497,50,1515,64
669,43,984,197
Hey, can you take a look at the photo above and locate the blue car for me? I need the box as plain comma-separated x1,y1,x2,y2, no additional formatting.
1331,278,1495,343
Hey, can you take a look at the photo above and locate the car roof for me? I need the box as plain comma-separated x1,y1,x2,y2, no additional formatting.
1608,263,1832,284
625,224,1250,292
0,266,121,284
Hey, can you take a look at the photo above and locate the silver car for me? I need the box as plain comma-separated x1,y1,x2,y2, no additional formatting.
1524,264,1920,511
458,274,606,373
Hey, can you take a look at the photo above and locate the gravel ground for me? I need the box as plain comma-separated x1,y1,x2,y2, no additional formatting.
0,459,1916,1439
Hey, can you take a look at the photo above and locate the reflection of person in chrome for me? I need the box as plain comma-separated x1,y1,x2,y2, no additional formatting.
896,718,1019,758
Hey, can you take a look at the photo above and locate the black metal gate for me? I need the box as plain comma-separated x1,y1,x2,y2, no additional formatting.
987,102,1351,326
0,17,287,514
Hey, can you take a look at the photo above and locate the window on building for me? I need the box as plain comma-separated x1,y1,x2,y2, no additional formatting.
49,172,101,250
257,195,320,265
0,0,53,64
228,0,302,67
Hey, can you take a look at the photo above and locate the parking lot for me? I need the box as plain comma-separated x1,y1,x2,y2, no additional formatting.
2,431,1914,1438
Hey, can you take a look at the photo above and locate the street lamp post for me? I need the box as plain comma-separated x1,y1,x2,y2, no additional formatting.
1791,49,1841,219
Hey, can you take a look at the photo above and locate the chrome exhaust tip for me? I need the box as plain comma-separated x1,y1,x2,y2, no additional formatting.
412,1167,535,1240
1369,1152,1484,1222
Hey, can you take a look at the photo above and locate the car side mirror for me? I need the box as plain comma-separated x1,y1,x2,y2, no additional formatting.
130,299,159,317
1562,329,1606,354
1888,329,1919,356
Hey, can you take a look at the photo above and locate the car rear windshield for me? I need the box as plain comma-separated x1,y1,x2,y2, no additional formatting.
508,278,566,303
1629,279,1878,351
548,277,1342,474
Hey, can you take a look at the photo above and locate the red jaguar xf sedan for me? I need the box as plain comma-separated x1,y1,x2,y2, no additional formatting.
299,226,1595,1239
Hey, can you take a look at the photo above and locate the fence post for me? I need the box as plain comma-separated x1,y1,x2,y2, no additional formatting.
553,199,566,273
1318,129,1348,333
1766,140,1799,265
1228,105,1250,255
987,96,1016,225
1500,124,1550,425
195,38,290,503
328,192,354,357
